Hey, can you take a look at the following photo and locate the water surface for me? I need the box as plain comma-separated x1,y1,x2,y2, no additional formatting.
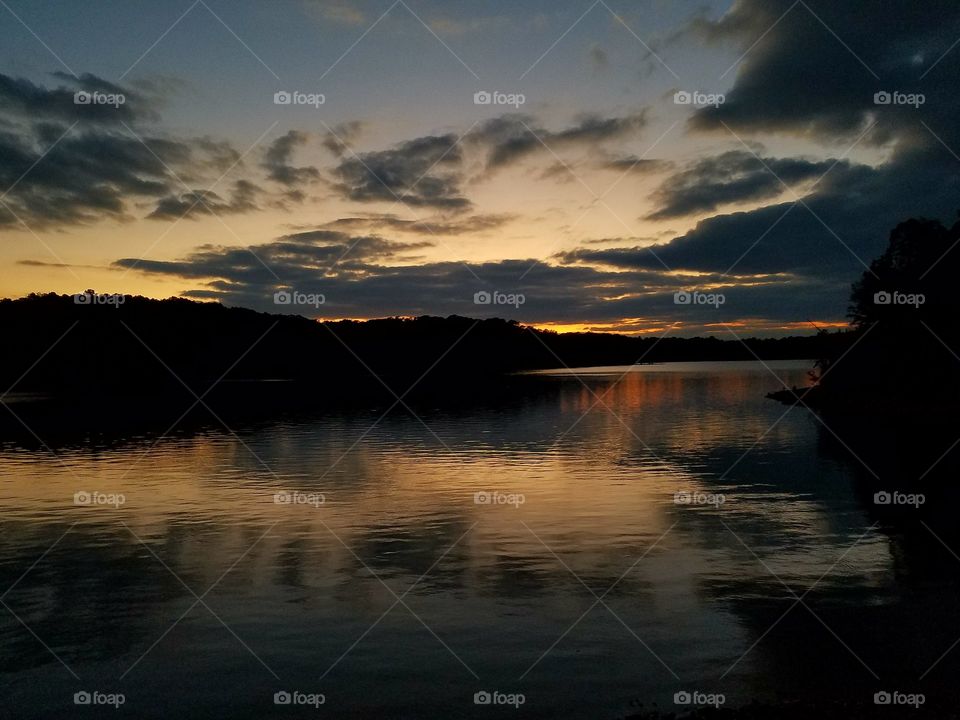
2,360,958,718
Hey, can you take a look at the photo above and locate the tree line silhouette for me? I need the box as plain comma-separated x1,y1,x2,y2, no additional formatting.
0,292,840,402
6,212,956,413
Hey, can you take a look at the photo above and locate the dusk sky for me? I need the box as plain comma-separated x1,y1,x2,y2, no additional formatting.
1,0,958,335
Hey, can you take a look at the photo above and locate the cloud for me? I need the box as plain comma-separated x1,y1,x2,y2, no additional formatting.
0,72,151,126
109,225,849,335
0,72,261,228
686,0,960,148
315,212,517,235
304,0,367,26
590,45,609,71
601,0,960,296
147,179,261,220
471,111,649,171
114,229,435,282
597,153,673,175
645,150,837,220
560,199,867,277
0,73,347,228
262,130,320,191
331,133,470,209
321,121,363,157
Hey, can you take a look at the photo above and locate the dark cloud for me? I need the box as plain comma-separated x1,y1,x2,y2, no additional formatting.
321,121,364,157
564,143,958,283
537,162,578,183
147,179,261,220
562,199,867,278
646,150,837,220
114,229,435,284
472,111,649,171
109,227,846,335
598,154,673,174
0,72,150,127
0,72,259,228
331,133,470,209
613,0,960,296
687,0,960,147
0,128,181,226
190,138,242,174
262,130,320,189
316,212,516,235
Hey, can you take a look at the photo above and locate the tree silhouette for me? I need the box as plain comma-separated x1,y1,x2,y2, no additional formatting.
848,217,960,328
812,214,960,413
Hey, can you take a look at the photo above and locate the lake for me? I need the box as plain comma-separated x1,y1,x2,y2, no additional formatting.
2,360,958,718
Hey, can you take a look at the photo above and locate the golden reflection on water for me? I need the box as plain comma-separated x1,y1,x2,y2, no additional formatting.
0,362,881,583
0,361,904,718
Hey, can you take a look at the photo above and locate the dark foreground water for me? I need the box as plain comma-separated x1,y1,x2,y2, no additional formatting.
2,360,959,718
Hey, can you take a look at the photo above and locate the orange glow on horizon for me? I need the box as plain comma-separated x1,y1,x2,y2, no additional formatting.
529,318,850,336
311,316,850,336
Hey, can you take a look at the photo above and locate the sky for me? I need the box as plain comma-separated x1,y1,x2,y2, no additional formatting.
1,0,958,336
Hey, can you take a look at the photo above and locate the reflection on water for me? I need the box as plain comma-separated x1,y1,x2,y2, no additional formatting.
2,360,960,718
